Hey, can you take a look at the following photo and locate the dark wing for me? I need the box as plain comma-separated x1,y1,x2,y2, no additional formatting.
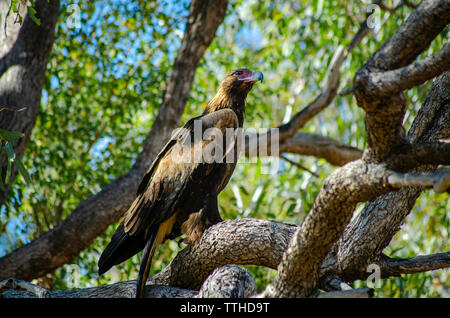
135,114,202,196
122,108,239,236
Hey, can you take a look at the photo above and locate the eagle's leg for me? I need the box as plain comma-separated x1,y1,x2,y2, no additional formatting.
181,194,222,244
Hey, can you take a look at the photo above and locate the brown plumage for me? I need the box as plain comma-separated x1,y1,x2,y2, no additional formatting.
98,68,263,298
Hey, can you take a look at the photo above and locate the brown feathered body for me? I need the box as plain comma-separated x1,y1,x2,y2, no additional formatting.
98,69,262,297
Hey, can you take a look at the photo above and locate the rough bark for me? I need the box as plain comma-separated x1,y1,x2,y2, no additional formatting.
263,161,395,297
0,0,60,205
0,0,229,282
378,252,450,278
150,219,296,290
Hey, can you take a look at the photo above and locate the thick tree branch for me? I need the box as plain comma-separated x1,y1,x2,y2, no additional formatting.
264,161,395,297
197,265,257,298
387,142,450,170
367,42,450,97
0,0,229,282
368,0,450,71
0,277,197,298
353,0,449,160
265,57,449,298
278,132,362,166
1,265,256,298
149,219,296,291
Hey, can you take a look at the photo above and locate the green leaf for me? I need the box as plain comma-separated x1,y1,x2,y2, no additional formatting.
5,157,11,184
0,128,24,141
0,143,4,190
4,141,15,160
14,157,32,184
27,6,41,26
4,142,15,184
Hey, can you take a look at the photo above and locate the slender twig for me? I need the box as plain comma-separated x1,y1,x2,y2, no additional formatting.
280,154,319,177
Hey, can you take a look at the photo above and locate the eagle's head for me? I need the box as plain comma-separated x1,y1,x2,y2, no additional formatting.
204,68,263,121
220,68,263,97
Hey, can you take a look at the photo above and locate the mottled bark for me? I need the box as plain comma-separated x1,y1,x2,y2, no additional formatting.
0,0,229,281
378,252,450,278
0,0,60,205
264,161,395,297
150,219,296,290
197,265,257,298
354,0,450,160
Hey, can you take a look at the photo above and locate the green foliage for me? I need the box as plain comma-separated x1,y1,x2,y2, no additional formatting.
0,0,448,297
5,0,40,26
0,108,31,188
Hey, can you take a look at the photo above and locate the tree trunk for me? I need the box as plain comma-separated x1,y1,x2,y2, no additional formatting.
0,0,60,205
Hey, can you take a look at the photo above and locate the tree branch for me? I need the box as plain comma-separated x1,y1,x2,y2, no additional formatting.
388,169,450,193
366,42,450,97
264,160,395,297
379,252,450,278
388,142,450,170
354,0,450,160
368,0,450,71
1,265,256,298
278,132,362,166
0,0,60,206
280,154,319,177
149,219,296,290
198,265,257,298
0,277,197,298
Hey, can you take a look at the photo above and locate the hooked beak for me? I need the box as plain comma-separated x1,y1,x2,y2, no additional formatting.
241,71,264,83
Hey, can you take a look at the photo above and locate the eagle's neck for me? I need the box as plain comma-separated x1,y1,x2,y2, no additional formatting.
203,86,247,127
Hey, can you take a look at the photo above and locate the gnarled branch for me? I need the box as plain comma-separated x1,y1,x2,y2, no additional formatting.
367,42,450,97
379,252,450,278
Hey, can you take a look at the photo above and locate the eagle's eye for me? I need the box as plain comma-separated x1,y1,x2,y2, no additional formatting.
233,71,242,76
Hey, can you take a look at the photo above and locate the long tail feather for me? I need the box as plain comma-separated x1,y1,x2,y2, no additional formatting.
136,224,159,298
98,223,146,275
